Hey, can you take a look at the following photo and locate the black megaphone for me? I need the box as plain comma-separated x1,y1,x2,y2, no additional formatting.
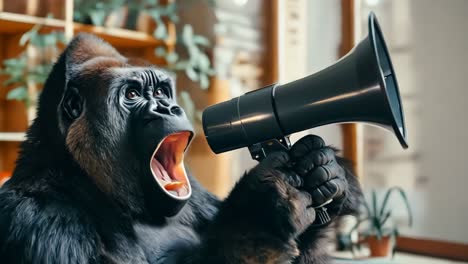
202,12,408,162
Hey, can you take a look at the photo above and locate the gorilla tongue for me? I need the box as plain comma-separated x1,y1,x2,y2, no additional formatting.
151,132,191,197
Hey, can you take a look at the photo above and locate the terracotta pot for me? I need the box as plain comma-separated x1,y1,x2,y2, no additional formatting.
366,235,392,257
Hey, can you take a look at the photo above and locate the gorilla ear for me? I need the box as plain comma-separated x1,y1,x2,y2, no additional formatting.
63,86,83,121
64,33,125,70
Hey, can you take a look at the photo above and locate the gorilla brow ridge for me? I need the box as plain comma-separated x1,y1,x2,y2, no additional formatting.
139,69,173,98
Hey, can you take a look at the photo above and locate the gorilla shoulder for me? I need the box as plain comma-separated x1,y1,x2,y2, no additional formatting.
0,187,100,263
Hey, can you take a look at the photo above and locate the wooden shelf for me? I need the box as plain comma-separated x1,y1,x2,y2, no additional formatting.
0,12,66,33
0,12,174,48
0,132,26,142
0,11,175,171
73,23,174,48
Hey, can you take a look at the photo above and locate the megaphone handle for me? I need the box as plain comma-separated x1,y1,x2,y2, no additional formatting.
311,199,333,227
248,137,333,227
248,137,292,161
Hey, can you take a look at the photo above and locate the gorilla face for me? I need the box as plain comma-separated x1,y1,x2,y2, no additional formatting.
114,67,194,200
58,35,194,217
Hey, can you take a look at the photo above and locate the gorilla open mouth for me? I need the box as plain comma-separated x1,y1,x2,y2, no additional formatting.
150,132,192,199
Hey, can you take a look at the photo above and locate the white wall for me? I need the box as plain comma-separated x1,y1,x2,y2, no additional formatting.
361,0,468,244
406,0,468,243
298,0,343,149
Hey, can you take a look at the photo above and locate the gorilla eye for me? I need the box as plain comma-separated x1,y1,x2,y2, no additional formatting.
126,89,140,100
154,88,167,98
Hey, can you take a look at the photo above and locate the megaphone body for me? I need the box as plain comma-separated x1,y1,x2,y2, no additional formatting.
202,13,408,161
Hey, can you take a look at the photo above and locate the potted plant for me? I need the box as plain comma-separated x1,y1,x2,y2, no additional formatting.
350,187,413,257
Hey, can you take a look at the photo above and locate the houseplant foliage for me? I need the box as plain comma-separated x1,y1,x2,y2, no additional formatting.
350,187,413,257
73,0,126,26
0,24,66,105
74,0,216,90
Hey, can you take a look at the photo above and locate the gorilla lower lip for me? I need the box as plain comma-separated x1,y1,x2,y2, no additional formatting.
150,132,191,198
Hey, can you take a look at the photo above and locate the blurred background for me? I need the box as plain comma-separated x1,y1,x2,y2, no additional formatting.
0,0,467,263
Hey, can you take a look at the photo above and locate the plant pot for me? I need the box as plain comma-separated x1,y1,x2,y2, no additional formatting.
365,235,392,257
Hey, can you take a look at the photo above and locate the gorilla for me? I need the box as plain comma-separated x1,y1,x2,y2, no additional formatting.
0,34,362,263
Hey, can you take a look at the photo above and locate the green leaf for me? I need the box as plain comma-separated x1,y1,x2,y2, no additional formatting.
169,13,179,23
154,24,168,40
145,0,158,5
371,189,378,217
199,74,209,89
197,53,211,71
19,24,41,46
206,68,216,76
380,210,392,226
379,187,413,227
4,77,25,86
165,52,179,64
149,9,162,19
182,25,194,45
89,10,107,26
155,47,167,57
6,86,28,101
185,67,198,81
173,60,189,70
193,35,210,46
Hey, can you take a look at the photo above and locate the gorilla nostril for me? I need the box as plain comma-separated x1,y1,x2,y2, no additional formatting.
170,106,183,115
158,107,171,115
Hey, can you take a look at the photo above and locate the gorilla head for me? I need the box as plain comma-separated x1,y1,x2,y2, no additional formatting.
31,34,194,219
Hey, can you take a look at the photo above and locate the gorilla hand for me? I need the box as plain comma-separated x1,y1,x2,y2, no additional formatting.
290,135,348,221
202,136,356,263
206,152,316,263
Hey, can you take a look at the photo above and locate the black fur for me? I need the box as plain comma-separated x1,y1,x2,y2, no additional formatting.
0,34,362,264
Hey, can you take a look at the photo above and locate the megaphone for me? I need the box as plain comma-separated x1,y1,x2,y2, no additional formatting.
202,12,408,161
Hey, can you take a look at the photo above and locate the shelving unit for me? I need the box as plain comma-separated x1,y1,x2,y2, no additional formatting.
0,12,66,32
0,3,174,173
0,132,26,142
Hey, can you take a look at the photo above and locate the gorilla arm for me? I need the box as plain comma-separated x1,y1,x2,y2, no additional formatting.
144,152,313,264
162,136,363,264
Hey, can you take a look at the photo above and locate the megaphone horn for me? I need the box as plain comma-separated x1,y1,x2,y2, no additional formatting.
202,12,408,160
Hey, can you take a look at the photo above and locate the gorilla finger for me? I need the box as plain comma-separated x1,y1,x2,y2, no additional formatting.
289,173,304,188
326,178,347,200
319,184,334,199
290,135,325,159
277,171,303,188
310,188,328,206
310,147,336,166
294,148,336,176
259,151,290,169
304,163,340,189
